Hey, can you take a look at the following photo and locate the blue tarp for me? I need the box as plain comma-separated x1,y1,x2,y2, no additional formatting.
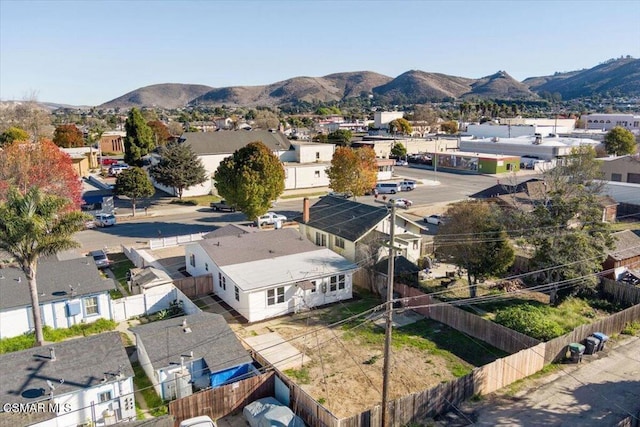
209,363,254,387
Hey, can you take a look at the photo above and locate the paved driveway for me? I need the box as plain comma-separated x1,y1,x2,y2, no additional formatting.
469,336,640,426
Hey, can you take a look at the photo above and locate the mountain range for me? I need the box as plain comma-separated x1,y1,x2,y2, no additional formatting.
99,57,639,110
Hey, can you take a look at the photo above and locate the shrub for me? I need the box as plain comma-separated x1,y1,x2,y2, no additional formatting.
621,321,640,336
494,304,564,341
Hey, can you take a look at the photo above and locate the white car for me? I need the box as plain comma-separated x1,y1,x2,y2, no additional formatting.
94,213,116,227
424,214,446,225
179,416,217,427
400,180,416,191
255,212,287,227
395,159,408,166
391,198,413,209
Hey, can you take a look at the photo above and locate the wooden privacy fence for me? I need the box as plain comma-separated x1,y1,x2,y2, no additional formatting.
394,283,541,354
169,372,275,426
173,274,214,298
602,278,640,306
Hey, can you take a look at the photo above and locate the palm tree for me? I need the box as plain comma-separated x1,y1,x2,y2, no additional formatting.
0,187,88,346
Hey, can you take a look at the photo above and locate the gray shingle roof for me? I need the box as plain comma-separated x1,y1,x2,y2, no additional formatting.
180,130,291,156
0,258,116,311
0,332,133,405
608,230,640,261
203,224,257,239
130,312,252,374
197,228,320,267
297,196,390,242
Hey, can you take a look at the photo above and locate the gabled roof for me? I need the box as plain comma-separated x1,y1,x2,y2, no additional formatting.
130,312,252,373
470,178,544,199
608,230,640,261
374,256,420,275
0,332,133,405
0,258,116,311
180,130,291,156
203,223,257,239
197,228,320,266
297,196,390,242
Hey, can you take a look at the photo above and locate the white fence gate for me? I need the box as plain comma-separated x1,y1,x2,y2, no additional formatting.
111,284,201,322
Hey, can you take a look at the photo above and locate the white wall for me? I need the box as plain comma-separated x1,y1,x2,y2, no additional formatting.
284,163,331,190
111,284,184,322
374,112,404,129
0,293,112,339
293,143,335,163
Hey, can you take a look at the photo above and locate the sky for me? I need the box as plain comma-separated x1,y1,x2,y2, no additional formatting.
1,0,639,106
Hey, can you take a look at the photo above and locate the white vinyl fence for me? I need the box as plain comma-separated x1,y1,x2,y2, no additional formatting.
149,233,207,250
111,283,201,322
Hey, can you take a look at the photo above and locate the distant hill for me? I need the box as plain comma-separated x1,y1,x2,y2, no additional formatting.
99,83,214,109
95,58,639,109
523,57,640,99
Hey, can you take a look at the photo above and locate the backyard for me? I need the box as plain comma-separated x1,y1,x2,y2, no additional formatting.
233,292,509,419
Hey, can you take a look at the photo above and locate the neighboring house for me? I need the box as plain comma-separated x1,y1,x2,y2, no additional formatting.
128,266,173,295
151,130,337,197
60,146,98,178
603,230,640,280
0,257,116,339
130,312,255,400
599,155,640,184
296,197,425,289
0,332,135,427
185,228,358,322
374,255,422,289
582,113,640,133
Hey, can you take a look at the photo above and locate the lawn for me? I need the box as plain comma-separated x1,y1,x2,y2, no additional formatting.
131,361,168,417
108,252,135,292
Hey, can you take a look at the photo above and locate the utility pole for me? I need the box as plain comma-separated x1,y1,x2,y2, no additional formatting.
381,202,396,427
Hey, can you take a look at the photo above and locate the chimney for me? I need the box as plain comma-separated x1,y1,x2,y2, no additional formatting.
303,198,310,224
49,347,56,361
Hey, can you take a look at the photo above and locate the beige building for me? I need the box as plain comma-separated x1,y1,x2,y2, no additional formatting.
599,155,640,184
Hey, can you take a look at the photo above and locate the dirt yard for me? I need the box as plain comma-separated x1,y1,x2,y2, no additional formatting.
232,297,489,419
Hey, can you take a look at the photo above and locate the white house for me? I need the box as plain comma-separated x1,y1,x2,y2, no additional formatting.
582,113,640,133
0,257,116,339
374,111,404,130
0,332,135,427
297,196,426,265
184,228,358,322
131,313,255,400
152,130,337,197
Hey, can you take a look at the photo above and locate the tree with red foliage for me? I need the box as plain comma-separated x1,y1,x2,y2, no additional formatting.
53,124,85,148
147,120,172,146
0,139,83,210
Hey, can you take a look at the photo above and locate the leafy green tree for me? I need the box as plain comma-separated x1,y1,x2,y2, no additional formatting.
389,118,412,135
511,147,613,303
114,167,155,216
391,142,407,159
435,201,515,298
52,124,84,148
326,146,378,198
604,126,637,155
214,141,285,223
124,108,155,166
0,126,29,147
147,120,172,146
149,142,207,200
313,134,329,143
440,120,459,134
327,129,353,146
0,187,89,346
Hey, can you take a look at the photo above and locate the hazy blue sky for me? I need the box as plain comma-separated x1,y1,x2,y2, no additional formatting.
1,0,638,106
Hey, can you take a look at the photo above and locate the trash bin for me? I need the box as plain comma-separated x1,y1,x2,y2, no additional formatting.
592,332,609,351
584,336,600,355
569,343,585,363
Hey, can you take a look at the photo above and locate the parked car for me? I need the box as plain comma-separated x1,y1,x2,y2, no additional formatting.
375,182,402,194
108,164,129,176
179,415,217,427
391,198,413,209
243,397,305,427
399,180,417,191
210,200,236,212
90,249,110,269
424,214,446,225
395,159,408,166
101,158,120,166
327,191,353,199
255,212,287,227
94,213,116,227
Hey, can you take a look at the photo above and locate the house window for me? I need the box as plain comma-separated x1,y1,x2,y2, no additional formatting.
335,237,345,249
337,274,346,290
218,272,222,287
84,297,98,315
315,232,326,247
205,263,209,272
189,254,195,267
310,280,317,293
314,170,320,178
267,287,285,305
330,276,337,292
98,391,112,403
235,286,240,301
222,276,226,290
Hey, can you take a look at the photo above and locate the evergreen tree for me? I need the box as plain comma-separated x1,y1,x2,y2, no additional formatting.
604,126,637,155
114,167,155,216
124,108,154,166
149,142,207,200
